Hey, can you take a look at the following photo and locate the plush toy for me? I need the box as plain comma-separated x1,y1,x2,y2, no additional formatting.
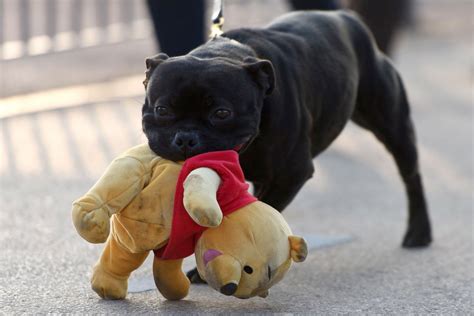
72,144,307,300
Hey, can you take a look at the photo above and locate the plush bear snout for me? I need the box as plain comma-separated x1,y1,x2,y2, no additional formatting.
220,282,238,296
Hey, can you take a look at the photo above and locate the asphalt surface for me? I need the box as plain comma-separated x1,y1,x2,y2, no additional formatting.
0,1,472,314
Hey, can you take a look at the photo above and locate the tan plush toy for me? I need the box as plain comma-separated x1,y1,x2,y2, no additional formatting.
72,144,307,300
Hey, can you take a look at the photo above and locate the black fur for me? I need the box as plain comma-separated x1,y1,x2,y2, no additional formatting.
142,11,432,250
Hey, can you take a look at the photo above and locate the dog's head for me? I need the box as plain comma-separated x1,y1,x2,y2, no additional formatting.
141,52,275,161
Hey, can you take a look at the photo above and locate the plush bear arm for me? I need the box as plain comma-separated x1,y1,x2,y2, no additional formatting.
183,167,223,227
72,156,150,243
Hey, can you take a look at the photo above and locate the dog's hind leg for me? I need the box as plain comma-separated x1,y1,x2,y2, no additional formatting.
351,58,432,248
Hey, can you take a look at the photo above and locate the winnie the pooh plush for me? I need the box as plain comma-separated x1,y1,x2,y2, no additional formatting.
72,144,307,300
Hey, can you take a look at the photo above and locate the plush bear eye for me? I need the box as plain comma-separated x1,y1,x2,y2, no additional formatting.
243,265,253,274
267,266,272,279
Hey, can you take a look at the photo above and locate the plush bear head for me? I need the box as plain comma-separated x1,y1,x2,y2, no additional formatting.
194,201,307,299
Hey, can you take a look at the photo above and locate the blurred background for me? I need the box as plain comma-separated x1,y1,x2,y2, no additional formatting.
0,0,471,178
0,0,472,314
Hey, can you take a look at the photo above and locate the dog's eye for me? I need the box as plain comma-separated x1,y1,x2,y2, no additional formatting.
155,106,169,116
243,265,253,274
214,109,231,120
267,266,272,280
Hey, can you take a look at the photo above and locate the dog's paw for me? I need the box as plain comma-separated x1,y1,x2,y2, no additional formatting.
402,226,432,248
186,267,207,284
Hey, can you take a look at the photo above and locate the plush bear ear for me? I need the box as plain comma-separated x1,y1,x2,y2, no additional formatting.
143,53,169,89
288,235,308,262
243,57,275,96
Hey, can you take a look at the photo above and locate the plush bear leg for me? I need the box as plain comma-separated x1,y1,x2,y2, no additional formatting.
91,236,148,299
153,256,190,300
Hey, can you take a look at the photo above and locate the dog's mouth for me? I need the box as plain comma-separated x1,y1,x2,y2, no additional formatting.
233,135,253,153
233,143,245,151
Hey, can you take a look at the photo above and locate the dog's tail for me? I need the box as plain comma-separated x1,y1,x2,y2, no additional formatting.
210,0,224,38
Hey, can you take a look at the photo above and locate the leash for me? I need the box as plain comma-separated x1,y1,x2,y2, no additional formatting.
210,0,224,38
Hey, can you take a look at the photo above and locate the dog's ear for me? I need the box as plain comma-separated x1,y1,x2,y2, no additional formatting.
243,57,275,96
143,53,169,89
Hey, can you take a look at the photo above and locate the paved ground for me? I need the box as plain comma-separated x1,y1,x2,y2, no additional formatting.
0,1,472,314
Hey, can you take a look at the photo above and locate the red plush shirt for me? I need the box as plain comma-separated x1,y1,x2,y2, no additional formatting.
154,150,257,260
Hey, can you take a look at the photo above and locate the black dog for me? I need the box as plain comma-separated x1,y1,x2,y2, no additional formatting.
142,11,432,278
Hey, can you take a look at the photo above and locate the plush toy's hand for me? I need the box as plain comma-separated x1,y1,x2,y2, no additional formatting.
71,149,153,243
183,168,223,227
72,202,111,243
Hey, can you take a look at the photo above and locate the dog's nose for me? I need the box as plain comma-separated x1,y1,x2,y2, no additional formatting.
172,132,199,152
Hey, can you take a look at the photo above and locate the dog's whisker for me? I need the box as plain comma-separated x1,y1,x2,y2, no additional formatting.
127,97,145,106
